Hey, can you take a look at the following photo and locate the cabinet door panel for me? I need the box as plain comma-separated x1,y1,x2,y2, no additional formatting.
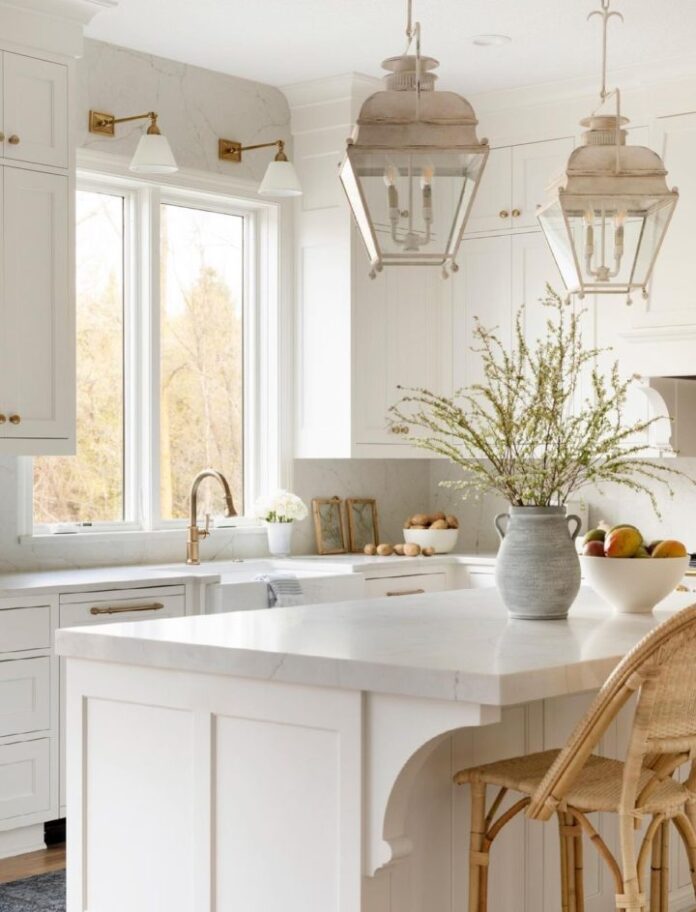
3,53,68,169
352,263,451,445
452,235,512,392
511,231,564,347
2,168,72,440
643,113,696,327
464,147,512,235
511,137,574,229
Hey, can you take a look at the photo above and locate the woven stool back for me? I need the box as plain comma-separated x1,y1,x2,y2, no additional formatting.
528,604,696,822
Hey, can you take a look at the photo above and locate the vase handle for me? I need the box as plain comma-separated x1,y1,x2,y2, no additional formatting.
494,513,509,541
567,514,582,541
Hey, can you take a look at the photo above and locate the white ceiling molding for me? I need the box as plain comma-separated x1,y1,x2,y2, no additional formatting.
0,0,116,56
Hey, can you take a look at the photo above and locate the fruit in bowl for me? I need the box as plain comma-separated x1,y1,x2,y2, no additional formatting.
580,523,689,613
403,512,459,554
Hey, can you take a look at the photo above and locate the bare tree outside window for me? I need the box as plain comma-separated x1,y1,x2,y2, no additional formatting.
159,204,244,520
33,190,125,524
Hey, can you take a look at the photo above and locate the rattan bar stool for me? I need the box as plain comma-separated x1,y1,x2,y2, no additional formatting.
454,605,696,912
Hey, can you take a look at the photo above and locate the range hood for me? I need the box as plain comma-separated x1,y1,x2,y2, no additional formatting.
638,376,696,457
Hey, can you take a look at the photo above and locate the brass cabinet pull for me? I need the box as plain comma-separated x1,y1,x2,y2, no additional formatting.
389,424,409,436
8,414,20,424
512,208,522,217
0,415,6,425
499,209,510,219
7,135,20,145
89,601,165,616
0,132,5,142
386,588,426,597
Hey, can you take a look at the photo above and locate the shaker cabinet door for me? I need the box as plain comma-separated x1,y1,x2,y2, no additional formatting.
2,53,68,169
0,167,72,442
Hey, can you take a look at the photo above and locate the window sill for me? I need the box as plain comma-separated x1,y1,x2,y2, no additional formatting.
19,523,267,548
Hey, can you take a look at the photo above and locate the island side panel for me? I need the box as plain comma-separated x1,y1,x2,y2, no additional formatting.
65,658,363,912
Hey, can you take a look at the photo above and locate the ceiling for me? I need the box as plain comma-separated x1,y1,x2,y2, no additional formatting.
85,0,696,94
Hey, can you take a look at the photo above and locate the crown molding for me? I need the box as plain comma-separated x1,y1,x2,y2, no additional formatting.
0,0,115,56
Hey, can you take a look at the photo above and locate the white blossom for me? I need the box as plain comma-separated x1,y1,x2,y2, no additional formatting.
254,490,308,523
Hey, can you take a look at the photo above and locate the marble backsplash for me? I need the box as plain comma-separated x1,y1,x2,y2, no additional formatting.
77,39,291,181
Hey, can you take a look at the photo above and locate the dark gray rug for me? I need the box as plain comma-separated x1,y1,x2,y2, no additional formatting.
0,871,65,911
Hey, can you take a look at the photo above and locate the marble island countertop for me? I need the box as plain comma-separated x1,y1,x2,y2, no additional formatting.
56,586,696,706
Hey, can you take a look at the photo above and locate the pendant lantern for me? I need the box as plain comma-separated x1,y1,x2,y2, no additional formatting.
537,0,678,303
339,1,489,278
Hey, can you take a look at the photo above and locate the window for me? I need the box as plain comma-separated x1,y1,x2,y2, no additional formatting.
31,172,272,534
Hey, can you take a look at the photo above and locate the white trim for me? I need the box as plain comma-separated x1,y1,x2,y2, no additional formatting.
27,156,294,541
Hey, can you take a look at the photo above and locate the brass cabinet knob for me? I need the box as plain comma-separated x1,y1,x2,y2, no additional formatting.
512,208,522,217
8,135,19,145
499,209,510,219
389,424,409,436
0,132,5,142
9,414,21,424
0,415,6,424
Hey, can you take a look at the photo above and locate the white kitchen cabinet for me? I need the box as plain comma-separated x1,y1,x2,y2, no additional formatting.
466,137,574,235
452,231,564,391
58,585,187,811
352,261,452,448
0,167,72,445
0,737,51,825
639,112,696,328
2,53,68,169
364,571,447,599
0,657,50,737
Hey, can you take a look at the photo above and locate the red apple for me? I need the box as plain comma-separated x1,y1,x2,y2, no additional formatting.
583,541,605,557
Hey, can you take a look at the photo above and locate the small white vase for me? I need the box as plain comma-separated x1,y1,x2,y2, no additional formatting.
266,521,293,557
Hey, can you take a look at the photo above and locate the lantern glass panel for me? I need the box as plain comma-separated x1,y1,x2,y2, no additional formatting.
631,196,677,288
537,199,580,291
342,149,486,264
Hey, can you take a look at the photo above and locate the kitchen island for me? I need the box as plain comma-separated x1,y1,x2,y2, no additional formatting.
56,586,696,912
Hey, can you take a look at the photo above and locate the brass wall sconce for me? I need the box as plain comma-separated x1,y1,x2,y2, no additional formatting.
88,109,178,174
218,137,302,197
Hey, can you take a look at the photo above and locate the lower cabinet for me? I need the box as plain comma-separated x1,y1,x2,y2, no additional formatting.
0,657,50,737
364,572,447,599
0,737,51,824
58,585,187,811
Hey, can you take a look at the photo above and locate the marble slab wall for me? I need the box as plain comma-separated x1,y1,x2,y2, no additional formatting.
77,39,292,181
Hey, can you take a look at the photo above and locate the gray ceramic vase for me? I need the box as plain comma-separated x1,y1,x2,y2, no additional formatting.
494,505,582,620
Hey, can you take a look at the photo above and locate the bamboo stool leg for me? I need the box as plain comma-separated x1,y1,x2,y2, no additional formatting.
649,822,663,912
574,816,585,912
468,780,487,912
558,812,571,912
660,821,669,911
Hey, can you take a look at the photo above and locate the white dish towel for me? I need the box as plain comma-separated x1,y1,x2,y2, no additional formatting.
255,574,305,608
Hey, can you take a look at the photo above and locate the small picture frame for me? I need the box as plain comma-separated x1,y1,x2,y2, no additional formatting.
346,498,380,553
312,497,346,555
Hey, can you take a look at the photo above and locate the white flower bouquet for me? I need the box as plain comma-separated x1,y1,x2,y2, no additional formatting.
254,490,308,524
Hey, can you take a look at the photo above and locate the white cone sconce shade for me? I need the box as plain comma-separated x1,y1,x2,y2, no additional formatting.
130,131,178,175
217,137,302,199
537,0,678,302
258,159,302,198
340,9,489,278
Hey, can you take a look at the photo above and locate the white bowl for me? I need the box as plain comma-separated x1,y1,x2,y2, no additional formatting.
403,528,459,554
580,555,689,614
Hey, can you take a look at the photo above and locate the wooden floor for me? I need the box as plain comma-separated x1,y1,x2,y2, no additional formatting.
0,844,66,884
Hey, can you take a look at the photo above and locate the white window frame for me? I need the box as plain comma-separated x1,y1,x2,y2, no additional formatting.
21,154,293,539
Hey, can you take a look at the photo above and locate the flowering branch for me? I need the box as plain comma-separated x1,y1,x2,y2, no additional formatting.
389,287,691,516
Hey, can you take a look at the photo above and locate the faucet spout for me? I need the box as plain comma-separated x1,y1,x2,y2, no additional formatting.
186,469,237,565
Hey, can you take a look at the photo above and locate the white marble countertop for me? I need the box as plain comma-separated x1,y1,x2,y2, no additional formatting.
0,553,496,597
56,586,696,705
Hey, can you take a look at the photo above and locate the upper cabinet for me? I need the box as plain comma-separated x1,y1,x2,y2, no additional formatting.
465,137,574,235
639,112,696,329
0,48,73,454
2,54,68,169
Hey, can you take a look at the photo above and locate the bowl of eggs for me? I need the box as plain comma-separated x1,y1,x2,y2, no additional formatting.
403,512,460,554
